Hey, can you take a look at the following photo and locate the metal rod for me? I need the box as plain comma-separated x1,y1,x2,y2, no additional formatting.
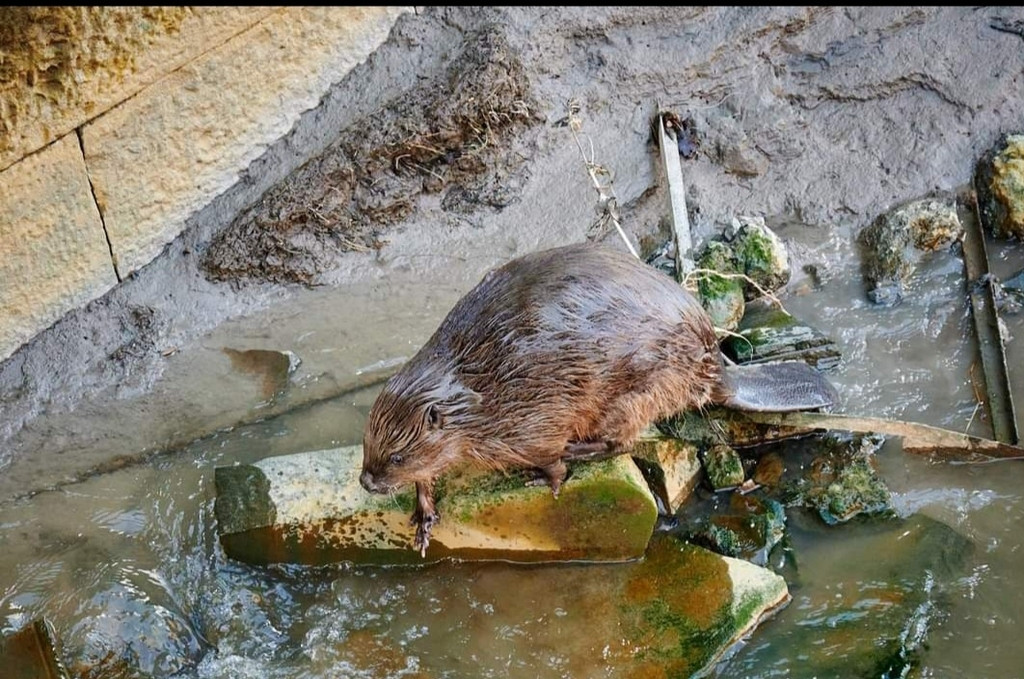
657,113,694,282
962,186,1019,444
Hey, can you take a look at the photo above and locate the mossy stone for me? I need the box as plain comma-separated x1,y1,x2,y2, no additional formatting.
214,446,658,565
704,443,746,490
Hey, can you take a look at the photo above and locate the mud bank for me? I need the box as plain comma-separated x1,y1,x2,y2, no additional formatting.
2,6,1023,503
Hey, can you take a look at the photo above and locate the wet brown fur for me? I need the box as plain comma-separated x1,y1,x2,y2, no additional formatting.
361,243,728,528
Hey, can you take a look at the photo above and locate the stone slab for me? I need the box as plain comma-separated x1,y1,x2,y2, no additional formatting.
0,8,279,171
0,133,117,360
215,445,658,565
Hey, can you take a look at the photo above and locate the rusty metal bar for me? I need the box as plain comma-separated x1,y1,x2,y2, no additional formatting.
962,186,1019,444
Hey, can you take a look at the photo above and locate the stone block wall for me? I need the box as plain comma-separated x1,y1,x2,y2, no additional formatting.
0,6,409,361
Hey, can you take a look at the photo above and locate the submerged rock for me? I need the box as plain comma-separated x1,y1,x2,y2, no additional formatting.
687,493,787,567
214,445,658,565
977,133,1024,240
310,535,789,677
781,434,894,525
611,536,789,677
722,297,842,369
1002,269,1024,311
0,618,69,679
858,195,963,305
721,513,973,677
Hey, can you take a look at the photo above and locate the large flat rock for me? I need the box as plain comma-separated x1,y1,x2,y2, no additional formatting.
215,445,659,565
0,134,117,361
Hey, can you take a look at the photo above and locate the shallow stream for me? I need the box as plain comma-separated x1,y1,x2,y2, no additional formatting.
2,222,1023,678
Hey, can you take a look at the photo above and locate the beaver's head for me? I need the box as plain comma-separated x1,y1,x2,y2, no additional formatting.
360,362,479,494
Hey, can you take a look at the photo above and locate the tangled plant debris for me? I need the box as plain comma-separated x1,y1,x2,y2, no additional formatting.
203,27,539,285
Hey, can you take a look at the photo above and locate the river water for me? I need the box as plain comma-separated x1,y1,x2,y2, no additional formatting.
1,221,1023,678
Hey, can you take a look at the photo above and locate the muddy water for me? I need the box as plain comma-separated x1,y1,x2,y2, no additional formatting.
1,226,1023,678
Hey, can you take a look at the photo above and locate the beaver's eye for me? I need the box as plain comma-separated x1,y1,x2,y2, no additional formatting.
389,453,404,466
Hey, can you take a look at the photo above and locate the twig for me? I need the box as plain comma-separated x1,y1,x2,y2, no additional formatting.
712,326,754,354
565,99,639,259
682,268,786,312
965,401,982,435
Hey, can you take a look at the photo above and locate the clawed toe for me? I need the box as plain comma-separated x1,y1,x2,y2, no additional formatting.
411,510,439,557
524,461,568,499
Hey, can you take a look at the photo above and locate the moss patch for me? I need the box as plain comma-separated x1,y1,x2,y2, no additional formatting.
620,537,788,676
216,447,657,565
704,444,745,490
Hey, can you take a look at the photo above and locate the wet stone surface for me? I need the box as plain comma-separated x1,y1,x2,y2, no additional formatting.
0,618,68,679
684,492,788,567
695,240,747,331
858,194,963,305
215,446,658,565
692,216,791,332
723,297,842,370
704,443,747,491
631,437,702,514
779,433,894,525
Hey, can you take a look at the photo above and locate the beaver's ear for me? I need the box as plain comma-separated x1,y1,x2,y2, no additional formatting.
426,403,443,429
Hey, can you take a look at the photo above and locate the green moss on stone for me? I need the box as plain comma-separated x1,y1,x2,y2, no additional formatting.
698,240,740,273
991,135,1024,238
736,230,774,272
705,444,745,490
620,537,787,675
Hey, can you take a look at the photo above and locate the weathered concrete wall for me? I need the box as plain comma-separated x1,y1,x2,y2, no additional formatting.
0,6,409,361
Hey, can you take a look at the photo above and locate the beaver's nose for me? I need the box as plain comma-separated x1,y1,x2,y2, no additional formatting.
359,469,377,492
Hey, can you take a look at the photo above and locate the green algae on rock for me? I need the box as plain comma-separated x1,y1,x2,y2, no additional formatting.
695,240,746,331
723,297,841,369
214,445,658,566
781,434,894,525
704,443,746,490
976,133,1024,240
858,194,963,305
692,217,790,331
730,216,790,297
657,407,811,450
619,536,790,677
686,493,787,567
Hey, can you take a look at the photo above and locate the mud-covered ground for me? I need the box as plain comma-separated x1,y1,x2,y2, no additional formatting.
2,6,1023,502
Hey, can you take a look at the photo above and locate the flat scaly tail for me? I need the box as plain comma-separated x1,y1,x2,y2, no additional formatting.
720,361,838,412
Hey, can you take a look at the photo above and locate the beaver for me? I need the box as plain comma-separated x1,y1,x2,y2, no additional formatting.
360,242,837,554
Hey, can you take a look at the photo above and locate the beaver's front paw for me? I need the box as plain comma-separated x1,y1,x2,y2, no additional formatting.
410,508,440,557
